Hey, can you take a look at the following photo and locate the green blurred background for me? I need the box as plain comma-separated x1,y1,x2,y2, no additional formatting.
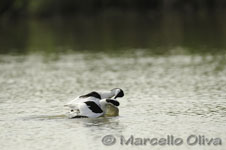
0,0,226,54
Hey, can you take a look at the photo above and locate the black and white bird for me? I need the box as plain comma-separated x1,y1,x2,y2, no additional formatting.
65,88,124,118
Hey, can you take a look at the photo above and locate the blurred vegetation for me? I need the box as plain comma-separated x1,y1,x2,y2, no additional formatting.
1,11,226,55
0,0,226,55
0,0,226,17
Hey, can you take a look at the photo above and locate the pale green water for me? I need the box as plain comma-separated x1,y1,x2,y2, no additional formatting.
0,52,226,150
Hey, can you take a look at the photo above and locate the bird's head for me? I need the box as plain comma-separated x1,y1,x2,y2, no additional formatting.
111,88,124,99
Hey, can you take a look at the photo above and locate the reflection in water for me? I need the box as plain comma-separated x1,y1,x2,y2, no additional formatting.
0,19,29,54
0,11,226,54
22,115,67,121
23,115,122,129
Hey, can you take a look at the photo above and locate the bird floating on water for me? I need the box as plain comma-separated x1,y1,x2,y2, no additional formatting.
65,88,124,118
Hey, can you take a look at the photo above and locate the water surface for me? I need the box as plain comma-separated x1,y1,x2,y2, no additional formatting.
0,52,226,150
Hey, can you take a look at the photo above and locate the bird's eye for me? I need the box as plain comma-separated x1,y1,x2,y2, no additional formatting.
71,110,74,112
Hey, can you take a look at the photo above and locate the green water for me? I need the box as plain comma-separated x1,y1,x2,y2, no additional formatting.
1,11,226,54
0,12,226,150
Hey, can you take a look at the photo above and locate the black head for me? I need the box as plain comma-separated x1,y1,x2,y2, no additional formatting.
111,88,124,99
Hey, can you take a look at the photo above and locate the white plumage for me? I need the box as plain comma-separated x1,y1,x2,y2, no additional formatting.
66,96,103,118
65,88,124,118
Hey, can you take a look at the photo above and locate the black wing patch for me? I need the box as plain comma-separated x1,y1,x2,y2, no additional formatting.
106,99,120,106
79,91,101,99
84,101,103,113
